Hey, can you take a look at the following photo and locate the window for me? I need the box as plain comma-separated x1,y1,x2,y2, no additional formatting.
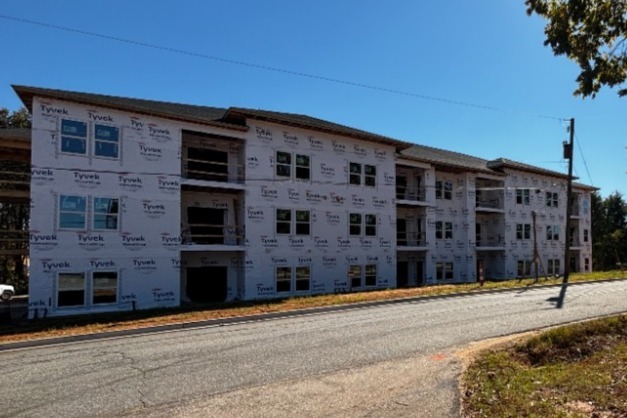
295,266,310,291
349,265,362,288
276,152,310,180
516,189,530,205
516,223,531,240
60,120,87,155
276,209,310,235
295,154,310,180
276,151,292,177
295,210,310,235
93,198,119,230
276,267,291,293
365,264,377,287
547,259,561,275
546,192,559,208
276,209,292,234
349,162,376,186
349,213,376,236
436,262,454,281
94,125,119,158
349,162,361,185
546,225,560,241
365,214,377,236
92,272,117,304
364,165,376,187
436,181,453,200
517,260,532,277
59,195,87,229
435,221,453,240
583,229,589,243
584,258,590,271
349,213,362,236
60,119,120,159
58,273,85,307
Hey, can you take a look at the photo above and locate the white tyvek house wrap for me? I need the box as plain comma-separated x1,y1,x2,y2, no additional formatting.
29,98,182,317
242,122,397,299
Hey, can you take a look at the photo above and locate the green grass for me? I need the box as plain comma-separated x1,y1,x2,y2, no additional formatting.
463,314,627,417
0,270,623,345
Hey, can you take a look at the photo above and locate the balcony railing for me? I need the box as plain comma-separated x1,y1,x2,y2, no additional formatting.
182,158,245,184
181,224,244,246
396,188,426,202
397,232,427,247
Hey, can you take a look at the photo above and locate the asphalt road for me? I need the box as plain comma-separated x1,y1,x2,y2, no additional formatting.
2,280,626,418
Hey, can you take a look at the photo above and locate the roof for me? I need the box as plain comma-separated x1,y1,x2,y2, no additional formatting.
12,85,411,150
225,107,411,151
12,85,239,131
399,144,499,175
487,158,574,180
572,182,599,192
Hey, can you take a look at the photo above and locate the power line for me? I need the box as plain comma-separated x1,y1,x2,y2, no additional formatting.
0,13,568,122
574,135,594,186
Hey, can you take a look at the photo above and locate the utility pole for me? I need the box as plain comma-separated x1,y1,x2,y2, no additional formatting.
563,118,575,284
532,210,539,283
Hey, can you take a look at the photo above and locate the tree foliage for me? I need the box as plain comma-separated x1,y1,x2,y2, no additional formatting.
0,107,31,293
591,191,627,270
526,0,627,98
0,107,31,128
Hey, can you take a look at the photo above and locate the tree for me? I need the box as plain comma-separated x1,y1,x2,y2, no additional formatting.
591,191,627,270
0,107,31,128
526,0,627,98
0,107,31,293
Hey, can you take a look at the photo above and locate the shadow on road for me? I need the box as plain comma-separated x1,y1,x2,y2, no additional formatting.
546,283,569,309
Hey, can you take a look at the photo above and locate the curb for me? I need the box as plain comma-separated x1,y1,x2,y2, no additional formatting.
1,278,625,352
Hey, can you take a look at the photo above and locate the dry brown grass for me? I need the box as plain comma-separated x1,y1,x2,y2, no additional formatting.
0,270,623,345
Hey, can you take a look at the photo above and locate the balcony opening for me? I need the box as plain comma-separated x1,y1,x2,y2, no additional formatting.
187,147,229,182
187,207,226,244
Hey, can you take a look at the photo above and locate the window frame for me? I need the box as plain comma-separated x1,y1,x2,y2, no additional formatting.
295,266,311,292
276,209,311,236
436,262,454,281
93,197,119,231
349,162,362,185
276,266,292,293
364,164,376,187
517,260,532,276
435,221,453,240
546,225,560,241
93,124,120,159
59,118,121,160
59,195,87,230
436,180,453,200
276,208,292,235
92,271,118,305
60,119,88,155
349,264,362,288
57,272,86,308
546,192,559,208
516,223,531,240
516,189,530,205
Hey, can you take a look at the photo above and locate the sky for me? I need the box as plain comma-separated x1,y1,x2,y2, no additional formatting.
0,1,625,197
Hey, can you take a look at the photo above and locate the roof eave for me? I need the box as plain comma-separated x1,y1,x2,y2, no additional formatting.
12,85,248,132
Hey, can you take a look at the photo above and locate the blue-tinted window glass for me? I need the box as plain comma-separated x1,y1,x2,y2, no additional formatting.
61,137,87,154
59,195,86,229
94,125,119,142
93,198,118,230
61,120,87,137
94,125,120,158
95,141,119,158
